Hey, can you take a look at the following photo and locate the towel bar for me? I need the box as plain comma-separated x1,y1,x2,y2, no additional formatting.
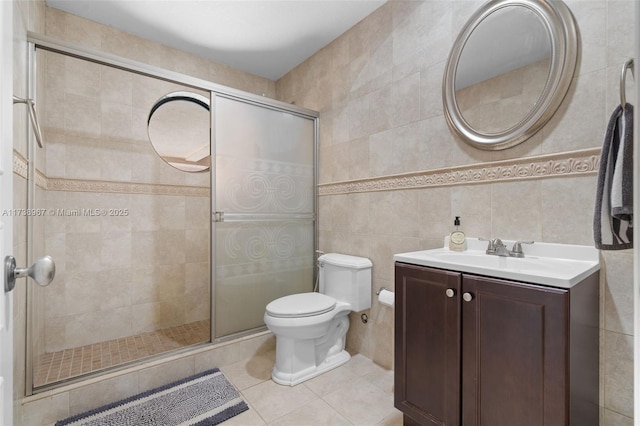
13,95,44,148
620,58,634,109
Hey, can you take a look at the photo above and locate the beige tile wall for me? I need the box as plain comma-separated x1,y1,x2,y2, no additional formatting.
276,0,635,423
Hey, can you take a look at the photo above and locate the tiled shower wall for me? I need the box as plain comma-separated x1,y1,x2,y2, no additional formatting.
276,0,635,423
39,50,211,352
34,3,275,353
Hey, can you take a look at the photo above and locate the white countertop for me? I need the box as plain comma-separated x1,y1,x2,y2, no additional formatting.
393,237,600,288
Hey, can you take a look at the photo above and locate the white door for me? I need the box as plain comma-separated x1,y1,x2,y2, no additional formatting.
0,1,14,425
634,3,640,425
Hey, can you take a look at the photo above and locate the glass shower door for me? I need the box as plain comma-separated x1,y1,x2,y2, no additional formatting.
31,49,213,390
212,95,316,339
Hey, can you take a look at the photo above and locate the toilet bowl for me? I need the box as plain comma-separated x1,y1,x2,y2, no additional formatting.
264,253,372,386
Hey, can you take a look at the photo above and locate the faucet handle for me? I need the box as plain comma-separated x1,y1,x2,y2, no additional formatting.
511,240,534,257
478,237,497,253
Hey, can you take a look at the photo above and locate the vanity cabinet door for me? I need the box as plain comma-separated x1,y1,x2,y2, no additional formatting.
460,274,569,426
395,263,462,426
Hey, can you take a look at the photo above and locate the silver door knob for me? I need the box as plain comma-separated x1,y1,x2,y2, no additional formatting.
5,255,55,292
445,288,456,298
462,292,473,302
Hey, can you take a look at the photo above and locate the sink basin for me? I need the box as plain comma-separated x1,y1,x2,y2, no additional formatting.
393,238,600,288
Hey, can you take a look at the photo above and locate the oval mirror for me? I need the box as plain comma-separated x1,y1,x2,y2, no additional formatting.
443,0,578,150
147,91,211,172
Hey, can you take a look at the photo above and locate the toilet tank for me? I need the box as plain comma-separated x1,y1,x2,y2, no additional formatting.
318,253,372,312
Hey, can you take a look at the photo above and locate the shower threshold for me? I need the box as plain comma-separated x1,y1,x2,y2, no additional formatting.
34,320,210,388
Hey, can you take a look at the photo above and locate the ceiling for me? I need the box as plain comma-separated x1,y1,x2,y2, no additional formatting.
45,0,386,80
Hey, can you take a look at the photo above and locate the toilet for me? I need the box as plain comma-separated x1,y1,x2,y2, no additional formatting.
264,253,372,386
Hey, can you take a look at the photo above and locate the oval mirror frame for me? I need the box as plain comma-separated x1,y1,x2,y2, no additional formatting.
147,91,211,172
443,0,579,150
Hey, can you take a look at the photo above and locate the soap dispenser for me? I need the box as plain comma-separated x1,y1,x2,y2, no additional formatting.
449,216,466,252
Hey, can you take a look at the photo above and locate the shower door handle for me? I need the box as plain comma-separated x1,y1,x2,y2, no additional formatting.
4,255,56,292
212,211,224,222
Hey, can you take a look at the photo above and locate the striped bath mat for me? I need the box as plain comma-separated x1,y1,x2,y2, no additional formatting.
56,368,248,425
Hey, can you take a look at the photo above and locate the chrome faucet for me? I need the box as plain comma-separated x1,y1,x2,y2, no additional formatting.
481,238,534,257
487,238,511,256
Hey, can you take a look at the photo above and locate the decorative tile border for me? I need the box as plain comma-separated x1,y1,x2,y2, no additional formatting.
13,150,209,197
318,148,601,195
35,169,48,190
13,150,28,180
46,178,209,197
16,148,600,198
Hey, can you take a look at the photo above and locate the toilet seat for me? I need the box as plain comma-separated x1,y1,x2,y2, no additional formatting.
266,292,336,318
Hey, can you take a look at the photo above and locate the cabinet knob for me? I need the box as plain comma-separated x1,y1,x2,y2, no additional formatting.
445,288,456,298
463,292,474,302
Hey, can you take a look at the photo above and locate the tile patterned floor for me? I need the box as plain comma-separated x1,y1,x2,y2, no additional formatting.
221,352,403,425
34,320,210,387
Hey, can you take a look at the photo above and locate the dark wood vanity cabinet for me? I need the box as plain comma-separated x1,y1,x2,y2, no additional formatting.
394,262,599,426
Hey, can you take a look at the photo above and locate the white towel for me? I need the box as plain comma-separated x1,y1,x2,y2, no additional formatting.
594,104,633,250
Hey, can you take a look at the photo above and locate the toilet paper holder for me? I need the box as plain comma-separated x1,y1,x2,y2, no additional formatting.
376,287,395,309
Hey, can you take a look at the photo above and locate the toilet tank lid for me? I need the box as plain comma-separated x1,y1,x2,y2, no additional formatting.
319,253,372,269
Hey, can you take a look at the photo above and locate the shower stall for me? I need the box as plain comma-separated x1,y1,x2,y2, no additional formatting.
23,33,317,393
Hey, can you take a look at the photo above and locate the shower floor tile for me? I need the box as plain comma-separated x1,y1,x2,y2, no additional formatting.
34,320,210,388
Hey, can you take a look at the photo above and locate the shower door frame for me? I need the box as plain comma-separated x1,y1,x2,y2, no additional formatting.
24,32,319,395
